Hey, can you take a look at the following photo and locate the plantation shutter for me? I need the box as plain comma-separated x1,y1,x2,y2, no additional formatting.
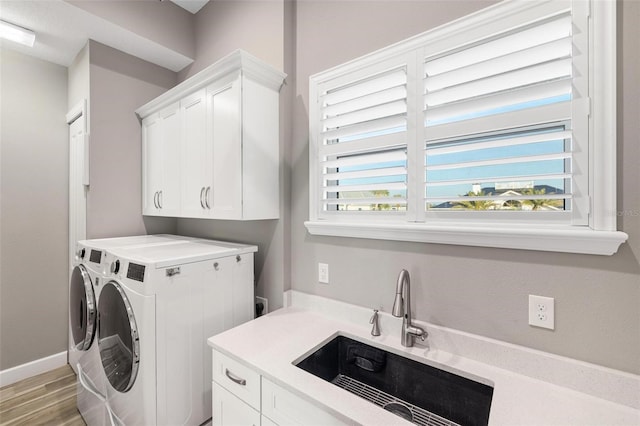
422,14,575,212
318,63,409,214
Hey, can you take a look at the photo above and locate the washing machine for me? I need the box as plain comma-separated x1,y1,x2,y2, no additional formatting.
69,243,108,426
97,238,257,425
69,235,190,425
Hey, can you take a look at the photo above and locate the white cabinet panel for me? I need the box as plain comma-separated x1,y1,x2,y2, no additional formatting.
208,82,242,219
180,90,208,217
142,104,180,217
161,106,181,216
212,382,260,426
262,415,279,426
261,378,348,426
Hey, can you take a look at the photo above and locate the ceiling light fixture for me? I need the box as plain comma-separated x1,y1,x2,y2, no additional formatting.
0,20,35,47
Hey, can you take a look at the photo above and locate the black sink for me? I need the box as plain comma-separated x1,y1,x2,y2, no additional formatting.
295,335,493,426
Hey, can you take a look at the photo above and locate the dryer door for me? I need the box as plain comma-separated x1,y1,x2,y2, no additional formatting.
69,264,96,351
97,281,140,393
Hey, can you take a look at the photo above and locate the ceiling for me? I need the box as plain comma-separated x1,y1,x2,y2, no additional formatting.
0,0,196,71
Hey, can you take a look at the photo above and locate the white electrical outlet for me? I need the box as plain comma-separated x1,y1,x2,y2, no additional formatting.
528,295,555,330
318,263,329,284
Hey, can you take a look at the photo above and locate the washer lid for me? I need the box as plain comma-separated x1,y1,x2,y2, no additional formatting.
69,265,96,351
98,281,139,393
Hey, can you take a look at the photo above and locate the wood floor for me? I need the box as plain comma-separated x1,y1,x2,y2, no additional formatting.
0,365,85,426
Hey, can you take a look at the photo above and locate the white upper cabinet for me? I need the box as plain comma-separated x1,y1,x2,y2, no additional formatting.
142,103,181,217
137,50,286,220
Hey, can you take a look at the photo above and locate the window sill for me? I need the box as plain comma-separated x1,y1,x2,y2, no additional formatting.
304,221,628,256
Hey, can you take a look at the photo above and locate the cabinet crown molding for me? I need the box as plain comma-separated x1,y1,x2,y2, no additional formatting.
136,49,286,119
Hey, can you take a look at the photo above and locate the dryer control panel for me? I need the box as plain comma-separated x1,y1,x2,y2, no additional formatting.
127,263,146,282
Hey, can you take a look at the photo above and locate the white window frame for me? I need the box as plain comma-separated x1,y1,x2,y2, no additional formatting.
305,0,628,256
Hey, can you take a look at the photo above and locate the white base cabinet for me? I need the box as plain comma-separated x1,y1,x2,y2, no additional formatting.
211,350,348,426
137,50,286,220
213,383,260,426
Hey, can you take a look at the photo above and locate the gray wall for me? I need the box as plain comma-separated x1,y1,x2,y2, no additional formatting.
175,0,289,311
66,0,195,61
290,0,640,375
68,43,89,113
0,49,69,370
86,41,178,238
177,0,284,80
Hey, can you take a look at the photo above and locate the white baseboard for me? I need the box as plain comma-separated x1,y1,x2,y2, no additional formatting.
0,351,68,387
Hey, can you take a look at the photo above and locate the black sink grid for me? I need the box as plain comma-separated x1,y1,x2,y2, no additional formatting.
295,336,493,426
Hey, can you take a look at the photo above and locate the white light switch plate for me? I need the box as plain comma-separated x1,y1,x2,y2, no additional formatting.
529,295,555,330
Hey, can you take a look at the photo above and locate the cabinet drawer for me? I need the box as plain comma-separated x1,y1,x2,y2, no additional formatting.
212,350,261,410
212,382,260,426
262,378,348,426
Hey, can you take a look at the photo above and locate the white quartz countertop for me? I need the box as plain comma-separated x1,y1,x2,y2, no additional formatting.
207,292,640,425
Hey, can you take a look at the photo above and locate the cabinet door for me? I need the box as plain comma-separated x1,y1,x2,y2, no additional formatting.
262,415,279,426
207,80,242,219
262,378,349,426
142,113,162,215
181,89,209,218
212,382,260,426
160,105,181,216
142,105,181,217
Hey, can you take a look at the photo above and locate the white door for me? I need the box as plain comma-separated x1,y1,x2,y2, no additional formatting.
142,105,181,217
208,80,242,219
159,105,181,216
68,103,87,269
142,114,162,215
67,101,87,375
180,90,208,218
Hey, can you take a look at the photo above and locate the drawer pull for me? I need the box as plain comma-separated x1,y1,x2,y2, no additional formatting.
225,368,247,386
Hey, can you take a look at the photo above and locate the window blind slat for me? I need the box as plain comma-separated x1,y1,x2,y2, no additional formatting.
322,115,406,140
324,86,407,117
426,152,572,171
323,150,406,169
324,182,407,193
426,130,571,153
323,99,407,130
424,14,571,76
425,58,572,107
425,173,571,187
324,197,407,205
426,193,571,203
424,37,572,92
321,132,405,157
324,166,407,181
322,69,407,105
424,101,571,142
424,78,571,126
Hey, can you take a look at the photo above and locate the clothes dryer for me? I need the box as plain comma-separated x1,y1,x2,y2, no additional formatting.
98,239,257,425
70,235,190,425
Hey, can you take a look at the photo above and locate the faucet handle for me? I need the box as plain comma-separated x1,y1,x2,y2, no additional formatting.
370,309,381,336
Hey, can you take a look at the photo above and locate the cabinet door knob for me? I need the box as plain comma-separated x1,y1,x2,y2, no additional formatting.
158,190,163,208
213,262,219,271
200,187,205,209
205,186,211,209
153,191,159,209
236,255,241,263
